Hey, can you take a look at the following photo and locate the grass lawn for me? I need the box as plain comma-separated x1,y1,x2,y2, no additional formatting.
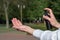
24,23,46,30
0,24,26,34
0,23,57,34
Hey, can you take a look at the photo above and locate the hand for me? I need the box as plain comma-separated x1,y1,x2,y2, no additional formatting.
11,18,35,34
43,8,60,28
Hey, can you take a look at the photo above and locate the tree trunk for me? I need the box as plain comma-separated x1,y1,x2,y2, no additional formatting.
4,3,9,28
20,5,23,22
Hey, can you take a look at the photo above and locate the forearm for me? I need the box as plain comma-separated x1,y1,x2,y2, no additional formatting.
24,26,35,34
23,26,43,38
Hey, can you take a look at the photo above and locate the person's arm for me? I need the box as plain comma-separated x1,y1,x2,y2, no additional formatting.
43,8,60,28
11,8,60,40
11,18,35,34
32,29,44,39
11,18,44,39
33,29,60,40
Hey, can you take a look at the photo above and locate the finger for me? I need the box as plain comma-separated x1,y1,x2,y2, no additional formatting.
44,8,55,18
14,18,23,26
44,8,53,14
14,18,20,26
43,15,50,21
11,18,16,26
17,20,22,25
12,18,19,26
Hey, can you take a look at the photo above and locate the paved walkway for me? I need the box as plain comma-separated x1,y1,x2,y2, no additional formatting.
0,32,38,40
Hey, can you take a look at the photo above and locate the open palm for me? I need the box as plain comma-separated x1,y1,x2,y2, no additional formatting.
11,18,34,34
12,18,29,31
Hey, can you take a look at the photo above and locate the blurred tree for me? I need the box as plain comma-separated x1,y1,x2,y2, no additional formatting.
3,0,10,28
48,0,60,22
8,0,27,22
8,0,49,23
23,0,48,22
0,0,60,24
17,0,27,22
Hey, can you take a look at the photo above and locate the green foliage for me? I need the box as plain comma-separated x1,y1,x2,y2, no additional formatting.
8,2,20,20
23,0,48,21
0,0,60,23
48,0,60,21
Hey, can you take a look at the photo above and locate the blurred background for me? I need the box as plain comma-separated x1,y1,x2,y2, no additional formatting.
0,0,60,33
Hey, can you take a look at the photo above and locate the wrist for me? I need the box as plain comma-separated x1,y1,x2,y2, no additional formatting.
55,23,60,28
25,26,35,34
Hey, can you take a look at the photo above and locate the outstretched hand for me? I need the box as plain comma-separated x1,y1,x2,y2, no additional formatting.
11,18,35,34
11,8,60,34
43,8,60,28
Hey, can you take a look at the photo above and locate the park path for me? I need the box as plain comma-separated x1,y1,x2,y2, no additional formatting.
0,32,38,40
